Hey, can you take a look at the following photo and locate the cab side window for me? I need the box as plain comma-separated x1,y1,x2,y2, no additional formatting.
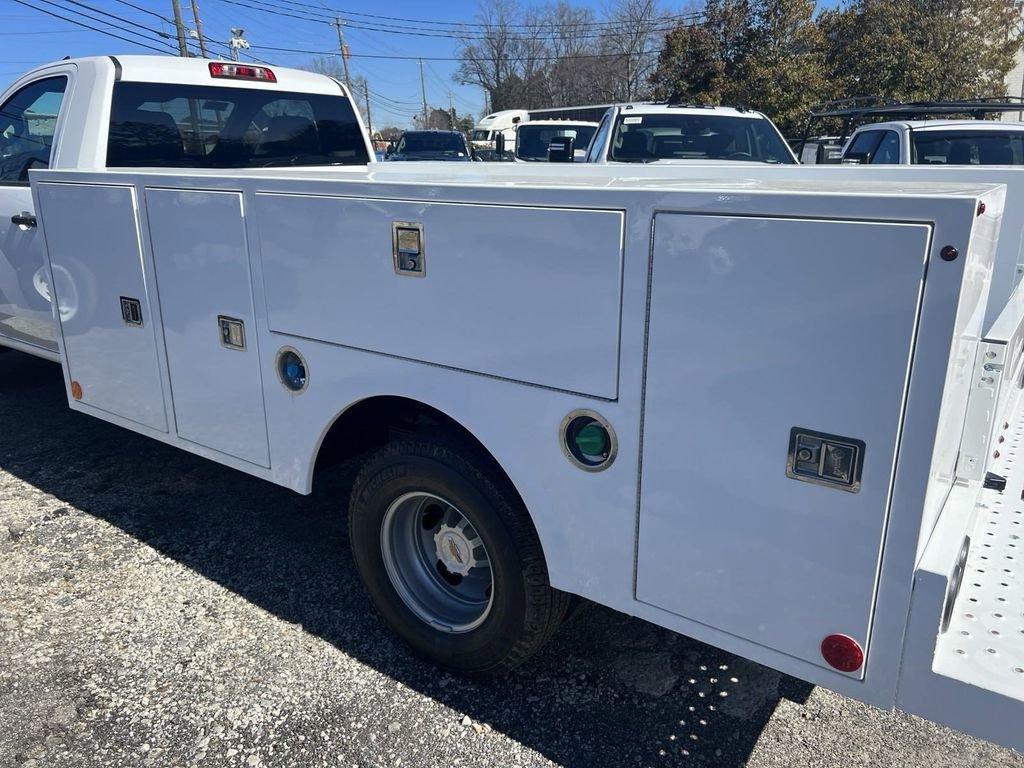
871,131,901,164
843,130,883,164
586,111,613,163
0,76,68,183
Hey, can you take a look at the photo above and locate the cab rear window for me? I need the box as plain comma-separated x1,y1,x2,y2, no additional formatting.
911,130,1024,165
106,82,369,168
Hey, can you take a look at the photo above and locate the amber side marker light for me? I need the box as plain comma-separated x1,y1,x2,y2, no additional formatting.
821,633,864,672
70,380,83,400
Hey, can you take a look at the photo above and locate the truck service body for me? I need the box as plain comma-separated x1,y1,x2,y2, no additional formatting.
27,157,1024,750
0,56,373,361
5,54,1024,753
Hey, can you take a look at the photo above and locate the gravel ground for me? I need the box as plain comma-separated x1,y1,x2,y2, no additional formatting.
0,350,1021,768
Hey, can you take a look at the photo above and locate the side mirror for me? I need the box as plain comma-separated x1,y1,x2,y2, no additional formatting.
495,133,506,156
547,136,575,163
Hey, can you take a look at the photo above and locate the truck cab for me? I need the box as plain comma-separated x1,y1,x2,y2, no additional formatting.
469,109,529,156
584,103,797,164
842,120,1024,165
0,55,373,360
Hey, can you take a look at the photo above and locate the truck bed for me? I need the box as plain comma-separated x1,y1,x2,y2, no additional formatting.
938,445,1024,698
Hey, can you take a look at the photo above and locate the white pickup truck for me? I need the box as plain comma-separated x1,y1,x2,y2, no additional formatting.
842,119,1024,166
0,55,373,360
9,53,1024,754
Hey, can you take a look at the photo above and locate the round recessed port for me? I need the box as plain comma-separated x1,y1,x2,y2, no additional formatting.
560,410,617,472
276,347,309,394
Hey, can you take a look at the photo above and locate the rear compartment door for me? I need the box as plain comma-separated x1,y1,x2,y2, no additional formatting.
34,182,167,431
636,213,930,672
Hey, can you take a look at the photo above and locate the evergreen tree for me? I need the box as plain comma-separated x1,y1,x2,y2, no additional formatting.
821,0,1024,103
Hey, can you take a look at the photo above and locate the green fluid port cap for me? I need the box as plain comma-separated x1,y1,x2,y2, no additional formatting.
561,411,617,472
574,422,609,458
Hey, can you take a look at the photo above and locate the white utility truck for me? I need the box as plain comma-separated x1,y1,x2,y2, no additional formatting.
0,56,373,361
583,102,798,164
12,55,1024,755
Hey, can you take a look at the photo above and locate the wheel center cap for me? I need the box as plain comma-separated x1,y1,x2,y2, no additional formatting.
434,525,475,576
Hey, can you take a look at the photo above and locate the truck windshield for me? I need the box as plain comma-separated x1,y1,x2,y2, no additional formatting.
106,82,369,168
394,132,468,158
516,124,597,161
911,130,1024,165
608,113,794,163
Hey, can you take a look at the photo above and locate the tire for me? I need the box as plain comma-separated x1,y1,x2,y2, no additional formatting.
348,437,569,673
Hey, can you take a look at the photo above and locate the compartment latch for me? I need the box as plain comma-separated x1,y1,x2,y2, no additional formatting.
786,428,865,493
392,221,425,277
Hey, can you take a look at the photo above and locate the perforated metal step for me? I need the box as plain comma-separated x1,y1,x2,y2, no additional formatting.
934,419,1024,700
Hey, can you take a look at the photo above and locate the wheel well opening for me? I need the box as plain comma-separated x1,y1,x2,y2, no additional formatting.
312,396,515,497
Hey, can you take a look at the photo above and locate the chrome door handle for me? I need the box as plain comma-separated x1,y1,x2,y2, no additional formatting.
11,213,37,228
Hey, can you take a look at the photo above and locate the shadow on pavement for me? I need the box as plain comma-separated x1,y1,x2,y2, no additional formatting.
0,350,812,767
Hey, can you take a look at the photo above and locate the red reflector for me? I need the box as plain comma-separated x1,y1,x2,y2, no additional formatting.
209,61,276,83
821,634,864,672
977,200,987,216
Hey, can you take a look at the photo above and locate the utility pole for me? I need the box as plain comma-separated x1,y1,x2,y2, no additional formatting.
189,0,207,57
170,0,188,56
363,80,373,139
333,18,352,91
419,59,428,129
448,90,455,130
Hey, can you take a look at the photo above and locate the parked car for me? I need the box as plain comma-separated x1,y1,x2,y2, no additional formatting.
0,55,373,362
583,103,797,164
385,130,473,161
842,120,1024,165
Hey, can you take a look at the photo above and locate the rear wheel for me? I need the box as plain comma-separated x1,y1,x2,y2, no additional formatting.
348,438,568,673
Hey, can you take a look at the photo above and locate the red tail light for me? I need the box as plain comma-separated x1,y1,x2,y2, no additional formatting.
209,62,276,83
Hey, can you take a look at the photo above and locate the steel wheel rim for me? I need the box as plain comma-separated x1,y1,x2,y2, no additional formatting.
380,491,494,633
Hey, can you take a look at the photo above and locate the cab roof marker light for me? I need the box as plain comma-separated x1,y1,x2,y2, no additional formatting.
209,62,276,83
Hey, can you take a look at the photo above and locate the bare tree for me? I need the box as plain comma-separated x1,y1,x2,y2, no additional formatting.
596,0,667,101
301,55,344,79
455,0,668,110
545,1,605,106
456,0,523,112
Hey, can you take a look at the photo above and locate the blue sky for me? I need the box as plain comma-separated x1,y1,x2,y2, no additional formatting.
0,0,630,127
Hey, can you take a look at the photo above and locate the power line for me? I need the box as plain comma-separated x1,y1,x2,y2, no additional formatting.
8,0,175,53
0,28,87,34
250,42,665,63
55,0,177,41
215,0,695,41
273,0,701,33
109,0,172,23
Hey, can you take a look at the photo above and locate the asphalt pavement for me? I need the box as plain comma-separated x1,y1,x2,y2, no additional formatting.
1,350,1021,768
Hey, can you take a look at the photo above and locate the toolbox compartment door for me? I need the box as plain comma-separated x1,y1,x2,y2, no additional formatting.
255,194,624,400
145,189,270,467
636,213,930,671
34,182,167,431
